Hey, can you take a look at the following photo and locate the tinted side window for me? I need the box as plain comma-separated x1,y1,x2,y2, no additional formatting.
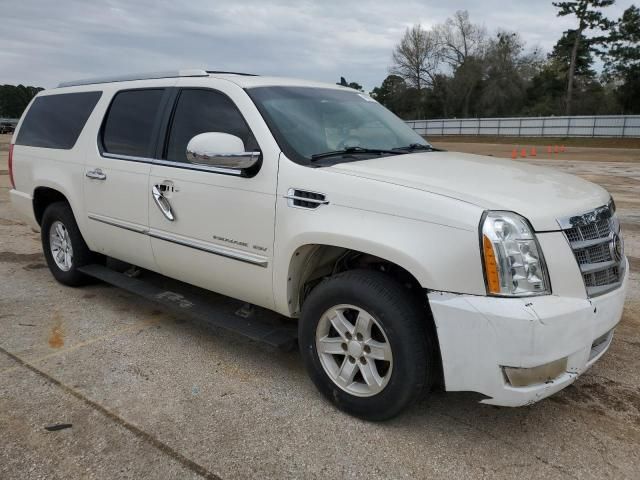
102,89,165,157
165,89,258,163
16,91,102,149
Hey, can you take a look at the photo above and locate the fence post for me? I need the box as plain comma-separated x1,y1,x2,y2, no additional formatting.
591,116,596,137
541,117,545,137
566,117,570,137
518,118,522,137
622,116,628,138
498,118,502,136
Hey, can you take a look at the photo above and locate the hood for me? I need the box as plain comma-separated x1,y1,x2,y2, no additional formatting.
326,151,610,231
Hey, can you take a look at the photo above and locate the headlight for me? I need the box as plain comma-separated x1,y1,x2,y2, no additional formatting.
480,211,550,296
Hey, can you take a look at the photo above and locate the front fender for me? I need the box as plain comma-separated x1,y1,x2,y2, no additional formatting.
273,201,486,316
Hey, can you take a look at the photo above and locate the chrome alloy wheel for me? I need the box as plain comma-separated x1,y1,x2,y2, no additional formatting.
315,304,393,397
49,220,73,272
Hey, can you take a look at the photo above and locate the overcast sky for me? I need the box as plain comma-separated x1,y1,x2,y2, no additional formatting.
1,0,634,91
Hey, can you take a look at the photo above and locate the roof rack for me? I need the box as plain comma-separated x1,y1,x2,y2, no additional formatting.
206,71,258,76
57,69,210,88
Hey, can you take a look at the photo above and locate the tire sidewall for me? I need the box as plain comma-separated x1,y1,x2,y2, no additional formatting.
300,271,430,420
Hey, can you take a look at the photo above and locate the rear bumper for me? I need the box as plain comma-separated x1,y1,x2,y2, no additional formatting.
9,189,38,230
428,258,628,407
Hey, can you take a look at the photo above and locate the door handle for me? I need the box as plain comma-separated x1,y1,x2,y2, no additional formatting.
86,168,107,180
152,185,175,221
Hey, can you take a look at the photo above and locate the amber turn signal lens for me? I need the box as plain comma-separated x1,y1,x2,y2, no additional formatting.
483,235,501,294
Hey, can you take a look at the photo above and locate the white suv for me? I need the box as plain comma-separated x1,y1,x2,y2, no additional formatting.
9,70,628,420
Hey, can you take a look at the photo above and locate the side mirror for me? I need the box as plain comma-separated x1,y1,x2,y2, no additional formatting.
185,132,260,170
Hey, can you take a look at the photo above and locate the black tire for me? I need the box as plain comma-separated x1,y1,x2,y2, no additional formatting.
299,269,435,421
41,201,96,286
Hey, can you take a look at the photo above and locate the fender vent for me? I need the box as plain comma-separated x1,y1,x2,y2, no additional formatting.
285,188,328,209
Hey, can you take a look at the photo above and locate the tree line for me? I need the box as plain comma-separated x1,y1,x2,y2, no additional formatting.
364,1,639,119
0,84,43,118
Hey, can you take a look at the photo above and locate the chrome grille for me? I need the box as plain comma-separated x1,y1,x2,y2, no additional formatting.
559,201,625,297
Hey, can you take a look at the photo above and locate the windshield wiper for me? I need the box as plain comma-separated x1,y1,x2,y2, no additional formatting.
310,146,400,162
392,143,434,152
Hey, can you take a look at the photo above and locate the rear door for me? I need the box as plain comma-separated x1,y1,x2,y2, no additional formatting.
83,84,172,269
147,79,280,309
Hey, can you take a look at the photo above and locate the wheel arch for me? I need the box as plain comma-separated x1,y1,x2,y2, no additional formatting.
285,243,427,317
33,186,70,225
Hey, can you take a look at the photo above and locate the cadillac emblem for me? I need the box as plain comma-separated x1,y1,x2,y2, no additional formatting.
609,232,624,263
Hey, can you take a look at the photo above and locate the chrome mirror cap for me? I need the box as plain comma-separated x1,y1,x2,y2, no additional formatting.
185,132,260,170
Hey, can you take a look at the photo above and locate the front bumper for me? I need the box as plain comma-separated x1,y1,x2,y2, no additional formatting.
428,258,628,407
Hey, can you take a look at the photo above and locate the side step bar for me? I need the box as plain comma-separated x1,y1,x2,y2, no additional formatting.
78,264,298,351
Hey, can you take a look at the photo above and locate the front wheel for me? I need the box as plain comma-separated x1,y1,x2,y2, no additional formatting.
299,270,435,421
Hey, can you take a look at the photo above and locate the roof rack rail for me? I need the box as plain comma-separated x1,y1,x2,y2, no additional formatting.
57,69,210,88
206,71,258,76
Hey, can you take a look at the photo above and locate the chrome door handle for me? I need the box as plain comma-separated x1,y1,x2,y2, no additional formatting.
86,168,107,180
152,185,175,221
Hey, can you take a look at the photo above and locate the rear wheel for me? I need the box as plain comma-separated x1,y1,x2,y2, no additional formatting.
41,202,97,286
299,270,435,421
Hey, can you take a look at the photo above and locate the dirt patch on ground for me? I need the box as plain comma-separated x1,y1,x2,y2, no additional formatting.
0,251,43,263
552,377,640,426
0,218,25,226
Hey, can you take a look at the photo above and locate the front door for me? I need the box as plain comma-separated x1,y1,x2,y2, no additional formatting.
147,81,279,309
83,86,171,270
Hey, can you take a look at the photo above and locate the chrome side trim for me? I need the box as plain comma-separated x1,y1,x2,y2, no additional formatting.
87,214,267,268
102,152,154,164
100,153,244,176
87,213,148,234
148,229,268,268
152,159,243,176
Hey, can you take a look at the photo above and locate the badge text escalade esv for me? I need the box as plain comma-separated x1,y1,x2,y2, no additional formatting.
8,69,628,420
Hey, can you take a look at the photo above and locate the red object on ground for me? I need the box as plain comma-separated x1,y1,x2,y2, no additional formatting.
560,145,566,152
530,147,537,157
511,148,518,160
520,148,527,158
554,145,560,154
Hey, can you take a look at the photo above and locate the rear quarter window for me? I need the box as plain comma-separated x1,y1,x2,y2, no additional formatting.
16,91,102,149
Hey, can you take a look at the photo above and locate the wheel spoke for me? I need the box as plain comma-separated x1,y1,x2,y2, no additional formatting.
337,357,358,386
359,361,383,389
317,335,345,355
56,223,65,239
329,310,354,340
366,339,392,361
354,311,373,339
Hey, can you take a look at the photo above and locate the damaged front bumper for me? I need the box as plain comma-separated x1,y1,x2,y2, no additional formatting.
428,258,628,407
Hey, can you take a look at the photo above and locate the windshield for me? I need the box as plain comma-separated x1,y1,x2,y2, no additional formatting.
247,86,430,164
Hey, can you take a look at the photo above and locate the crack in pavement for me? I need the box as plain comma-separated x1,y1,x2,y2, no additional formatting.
0,345,222,480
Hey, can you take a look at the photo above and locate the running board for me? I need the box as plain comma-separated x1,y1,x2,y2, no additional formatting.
78,264,298,351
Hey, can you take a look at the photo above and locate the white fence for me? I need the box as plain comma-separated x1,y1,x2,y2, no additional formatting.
406,115,640,138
